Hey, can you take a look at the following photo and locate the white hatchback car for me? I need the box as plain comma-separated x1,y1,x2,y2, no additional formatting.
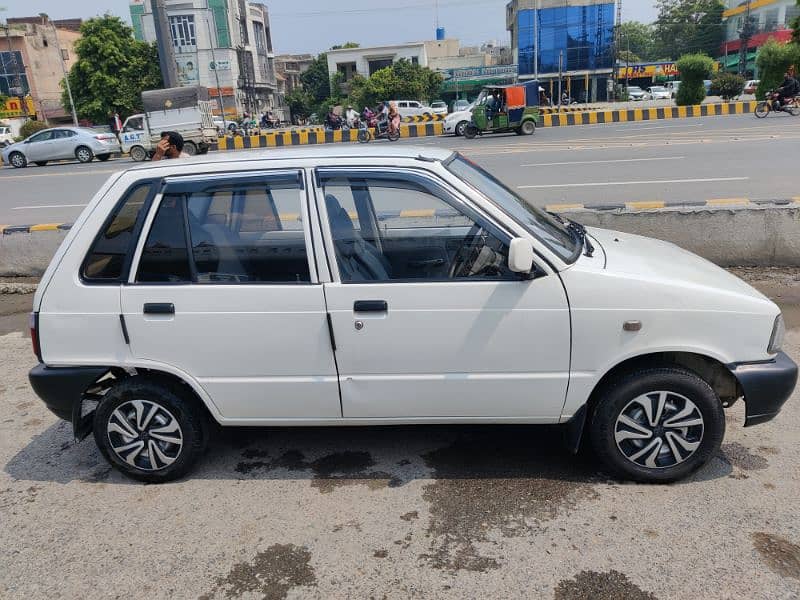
391,100,433,118
29,146,796,483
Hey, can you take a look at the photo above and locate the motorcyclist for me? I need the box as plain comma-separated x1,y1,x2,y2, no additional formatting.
774,66,799,111
388,101,400,135
325,108,342,130
345,105,359,128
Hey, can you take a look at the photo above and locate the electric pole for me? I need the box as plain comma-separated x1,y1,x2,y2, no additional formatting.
738,0,753,77
44,15,78,126
151,0,179,87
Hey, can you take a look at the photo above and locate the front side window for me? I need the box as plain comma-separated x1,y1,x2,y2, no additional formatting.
136,176,310,284
322,175,515,283
28,131,53,143
83,183,153,281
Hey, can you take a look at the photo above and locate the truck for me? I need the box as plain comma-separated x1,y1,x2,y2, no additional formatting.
120,86,218,161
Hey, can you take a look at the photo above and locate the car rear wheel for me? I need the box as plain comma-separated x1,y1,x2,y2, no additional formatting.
8,151,27,168
94,378,208,483
34,161,48,166
183,141,197,156
455,121,468,137
97,154,111,161
129,145,148,162
520,120,536,135
75,146,93,163
589,367,724,483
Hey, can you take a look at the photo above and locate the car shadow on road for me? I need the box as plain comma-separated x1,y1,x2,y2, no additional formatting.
3,419,732,487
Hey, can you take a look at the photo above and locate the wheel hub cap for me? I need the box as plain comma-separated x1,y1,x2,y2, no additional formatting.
107,400,183,471
614,391,704,469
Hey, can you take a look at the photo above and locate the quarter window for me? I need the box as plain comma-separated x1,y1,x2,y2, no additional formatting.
82,183,153,282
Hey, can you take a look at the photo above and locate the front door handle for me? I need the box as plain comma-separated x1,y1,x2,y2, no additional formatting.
354,300,388,313
143,303,175,315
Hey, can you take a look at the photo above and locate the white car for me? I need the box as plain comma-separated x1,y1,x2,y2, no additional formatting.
627,86,649,101
391,100,433,118
28,145,796,483
443,104,474,136
0,125,14,147
430,101,448,116
647,86,671,100
2,126,120,168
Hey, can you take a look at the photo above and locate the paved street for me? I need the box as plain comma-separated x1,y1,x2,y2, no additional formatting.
2,113,798,226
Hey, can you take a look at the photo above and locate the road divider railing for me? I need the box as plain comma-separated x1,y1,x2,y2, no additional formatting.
539,105,600,114
6,198,800,277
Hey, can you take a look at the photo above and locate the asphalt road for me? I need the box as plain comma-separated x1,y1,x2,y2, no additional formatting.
1,270,800,599
1,112,797,226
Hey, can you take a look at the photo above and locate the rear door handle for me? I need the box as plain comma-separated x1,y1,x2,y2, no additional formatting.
143,303,175,315
354,300,388,313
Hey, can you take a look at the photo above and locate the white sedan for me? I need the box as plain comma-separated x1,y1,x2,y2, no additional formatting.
443,104,474,136
2,126,120,168
647,86,671,100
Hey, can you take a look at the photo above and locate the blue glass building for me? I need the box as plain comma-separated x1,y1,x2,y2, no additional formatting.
507,0,615,102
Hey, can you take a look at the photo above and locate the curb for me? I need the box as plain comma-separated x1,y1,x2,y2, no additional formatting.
541,101,756,127
544,197,799,212
540,105,600,114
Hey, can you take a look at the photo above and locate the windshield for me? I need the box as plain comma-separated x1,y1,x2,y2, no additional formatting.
650,87,666,92
628,87,642,92
445,154,579,263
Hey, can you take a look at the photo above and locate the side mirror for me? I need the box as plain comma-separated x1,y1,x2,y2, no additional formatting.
508,238,534,274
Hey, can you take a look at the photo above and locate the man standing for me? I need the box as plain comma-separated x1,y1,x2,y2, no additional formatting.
151,131,190,161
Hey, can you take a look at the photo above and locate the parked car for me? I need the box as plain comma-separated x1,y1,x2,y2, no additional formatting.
626,86,649,101
0,125,14,147
452,99,471,112
430,101,448,115
213,118,238,133
665,81,681,98
744,80,760,95
2,126,120,168
28,145,796,483
391,100,433,118
647,86,671,100
703,80,713,95
443,103,474,136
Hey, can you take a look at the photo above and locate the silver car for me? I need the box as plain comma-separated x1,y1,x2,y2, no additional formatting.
2,126,121,168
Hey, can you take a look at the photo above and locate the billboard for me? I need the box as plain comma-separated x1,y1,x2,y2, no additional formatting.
176,55,199,86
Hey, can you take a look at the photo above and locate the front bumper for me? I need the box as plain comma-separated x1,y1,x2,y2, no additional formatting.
729,351,798,426
443,122,457,133
29,365,108,437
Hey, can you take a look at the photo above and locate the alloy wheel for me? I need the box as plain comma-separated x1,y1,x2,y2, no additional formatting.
10,152,25,167
107,399,184,471
614,391,704,469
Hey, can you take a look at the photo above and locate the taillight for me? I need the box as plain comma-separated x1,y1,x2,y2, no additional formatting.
29,312,42,362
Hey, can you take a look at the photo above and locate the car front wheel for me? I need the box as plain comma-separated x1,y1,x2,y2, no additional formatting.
455,121,468,136
8,151,27,168
94,378,208,483
589,367,725,483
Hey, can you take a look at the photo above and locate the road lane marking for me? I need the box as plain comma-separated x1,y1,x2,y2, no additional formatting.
12,203,88,210
610,123,704,132
518,177,749,189
521,156,685,167
0,167,121,180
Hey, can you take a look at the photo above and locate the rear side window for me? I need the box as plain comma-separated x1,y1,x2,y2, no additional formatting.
82,183,153,282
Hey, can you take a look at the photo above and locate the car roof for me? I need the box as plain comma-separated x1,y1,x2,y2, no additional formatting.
123,144,454,174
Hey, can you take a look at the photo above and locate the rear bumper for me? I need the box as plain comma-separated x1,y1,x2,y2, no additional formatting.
29,365,108,433
729,352,798,426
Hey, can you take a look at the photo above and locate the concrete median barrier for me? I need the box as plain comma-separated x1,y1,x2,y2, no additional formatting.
3,199,799,277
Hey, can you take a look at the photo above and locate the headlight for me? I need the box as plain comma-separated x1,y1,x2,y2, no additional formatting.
768,314,785,354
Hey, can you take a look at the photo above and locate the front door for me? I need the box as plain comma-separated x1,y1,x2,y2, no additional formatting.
316,168,571,420
121,171,340,421
24,130,56,161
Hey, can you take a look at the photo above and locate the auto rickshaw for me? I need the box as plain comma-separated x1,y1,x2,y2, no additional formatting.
464,81,540,139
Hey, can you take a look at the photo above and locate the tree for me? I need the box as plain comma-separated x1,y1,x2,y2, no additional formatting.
619,22,656,62
331,42,359,50
794,0,800,44
62,15,162,123
755,39,800,98
653,0,725,60
348,59,443,110
675,53,715,105
709,72,745,99
19,119,48,139
618,50,641,64
285,88,313,122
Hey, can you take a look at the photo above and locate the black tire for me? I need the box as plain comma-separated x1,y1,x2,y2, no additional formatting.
183,141,197,156
521,120,536,135
357,129,371,143
75,146,93,163
8,151,27,168
464,124,478,139
388,128,400,141
93,378,208,483
787,105,800,117
129,145,148,162
455,120,468,137
754,102,770,118
35,161,48,166
589,367,725,483
97,154,111,162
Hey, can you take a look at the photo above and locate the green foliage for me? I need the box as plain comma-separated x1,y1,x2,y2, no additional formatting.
675,53,715,105
285,89,313,121
755,39,800,98
709,72,745,99
618,50,641,64
63,15,163,123
331,42,360,50
794,0,800,44
300,53,332,104
619,22,656,62
347,59,443,110
19,119,48,139
653,0,725,60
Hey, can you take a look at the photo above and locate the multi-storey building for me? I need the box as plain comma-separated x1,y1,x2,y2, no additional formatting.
130,0,284,118
721,0,799,75
506,0,615,102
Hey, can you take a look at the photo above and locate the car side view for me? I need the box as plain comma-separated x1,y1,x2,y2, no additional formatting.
28,146,797,483
2,126,121,168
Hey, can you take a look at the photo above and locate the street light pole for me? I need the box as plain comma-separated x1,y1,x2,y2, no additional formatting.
206,11,226,117
47,16,78,126
533,0,539,81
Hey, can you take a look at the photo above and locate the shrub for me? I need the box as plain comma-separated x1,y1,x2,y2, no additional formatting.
675,53,715,106
19,119,48,139
710,72,745,99
755,39,800,98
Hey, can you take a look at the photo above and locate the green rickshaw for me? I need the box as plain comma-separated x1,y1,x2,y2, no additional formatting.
464,81,541,139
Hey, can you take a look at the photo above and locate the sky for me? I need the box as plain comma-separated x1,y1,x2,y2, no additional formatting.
4,1,660,55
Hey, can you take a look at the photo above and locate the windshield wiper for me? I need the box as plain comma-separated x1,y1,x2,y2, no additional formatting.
567,220,594,257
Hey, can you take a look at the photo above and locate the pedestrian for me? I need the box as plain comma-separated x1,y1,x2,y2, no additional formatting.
108,111,122,140
151,131,190,161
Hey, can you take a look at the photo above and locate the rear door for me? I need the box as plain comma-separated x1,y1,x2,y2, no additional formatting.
53,129,78,159
316,168,571,420
121,170,340,421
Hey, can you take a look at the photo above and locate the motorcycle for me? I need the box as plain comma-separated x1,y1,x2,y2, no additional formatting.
755,90,800,118
357,114,400,143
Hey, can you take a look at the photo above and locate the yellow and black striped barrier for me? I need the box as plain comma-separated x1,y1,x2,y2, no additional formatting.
540,101,757,127
402,114,445,123
539,105,600,114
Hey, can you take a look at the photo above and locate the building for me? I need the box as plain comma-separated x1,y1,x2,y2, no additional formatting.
274,53,314,94
1,16,80,122
506,0,615,102
721,0,799,75
130,0,284,119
